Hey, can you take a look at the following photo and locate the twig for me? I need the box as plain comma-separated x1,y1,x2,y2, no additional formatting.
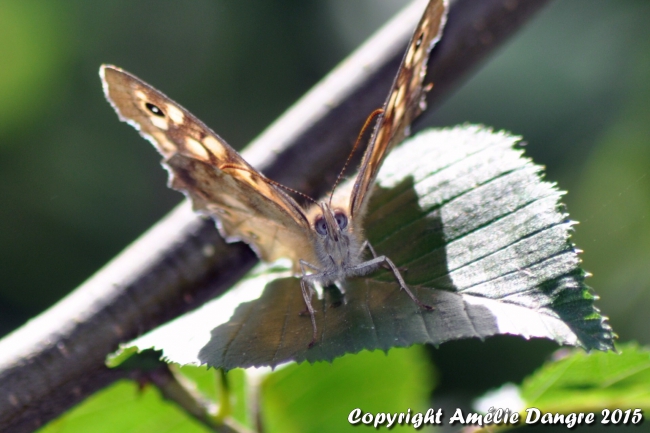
143,365,252,433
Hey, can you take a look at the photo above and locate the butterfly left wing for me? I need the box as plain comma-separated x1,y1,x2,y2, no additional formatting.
100,65,318,265
349,0,447,219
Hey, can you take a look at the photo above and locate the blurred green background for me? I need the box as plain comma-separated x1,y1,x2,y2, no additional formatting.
1,0,649,413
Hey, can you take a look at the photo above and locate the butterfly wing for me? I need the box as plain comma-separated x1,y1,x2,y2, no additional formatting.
349,0,447,218
101,65,316,265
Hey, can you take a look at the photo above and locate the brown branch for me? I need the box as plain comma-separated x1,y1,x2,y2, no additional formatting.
0,0,551,431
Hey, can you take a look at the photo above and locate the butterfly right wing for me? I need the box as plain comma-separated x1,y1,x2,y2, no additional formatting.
101,65,317,265
349,0,447,219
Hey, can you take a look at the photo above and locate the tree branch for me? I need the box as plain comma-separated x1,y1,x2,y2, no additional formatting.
0,0,551,431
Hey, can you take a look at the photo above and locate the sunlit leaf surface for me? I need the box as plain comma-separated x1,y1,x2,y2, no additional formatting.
121,126,614,369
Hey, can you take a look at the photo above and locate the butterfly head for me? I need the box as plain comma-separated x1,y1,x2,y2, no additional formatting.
313,202,356,269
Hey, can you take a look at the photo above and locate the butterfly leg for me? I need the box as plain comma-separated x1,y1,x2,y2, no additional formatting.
351,255,433,311
359,240,377,259
299,260,320,348
361,241,408,273
300,259,321,273
298,260,319,315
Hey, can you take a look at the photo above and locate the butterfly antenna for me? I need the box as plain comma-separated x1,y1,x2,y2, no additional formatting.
328,108,384,206
219,164,318,205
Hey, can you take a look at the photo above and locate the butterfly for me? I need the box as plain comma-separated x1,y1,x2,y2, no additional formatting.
101,0,447,347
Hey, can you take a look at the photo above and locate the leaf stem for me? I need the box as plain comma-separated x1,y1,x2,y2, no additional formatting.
145,365,252,433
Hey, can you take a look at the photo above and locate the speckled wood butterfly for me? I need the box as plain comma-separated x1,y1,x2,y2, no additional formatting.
101,0,447,347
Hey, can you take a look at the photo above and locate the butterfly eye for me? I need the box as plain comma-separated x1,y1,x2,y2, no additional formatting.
334,212,348,230
145,102,165,117
314,217,328,236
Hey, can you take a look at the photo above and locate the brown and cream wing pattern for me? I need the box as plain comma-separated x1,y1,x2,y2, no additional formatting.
349,0,447,218
100,65,314,264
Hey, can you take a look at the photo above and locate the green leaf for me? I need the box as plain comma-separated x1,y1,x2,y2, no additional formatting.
105,345,140,369
521,342,650,411
38,379,210,433
120,125,614,369
38,365,250,433
261,346,434,433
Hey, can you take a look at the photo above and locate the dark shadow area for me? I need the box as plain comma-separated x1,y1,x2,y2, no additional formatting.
198,177,502,369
